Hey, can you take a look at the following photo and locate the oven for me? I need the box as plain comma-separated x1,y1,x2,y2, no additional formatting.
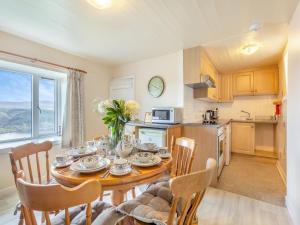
151,107,182,124
217,126,226,177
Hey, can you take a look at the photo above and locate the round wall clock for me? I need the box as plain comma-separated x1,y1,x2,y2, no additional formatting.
148,76,165,98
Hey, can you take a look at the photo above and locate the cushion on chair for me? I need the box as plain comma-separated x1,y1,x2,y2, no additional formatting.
50,201,115,225
116,182,175,225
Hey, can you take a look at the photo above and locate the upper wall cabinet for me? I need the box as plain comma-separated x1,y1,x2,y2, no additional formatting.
233,72,254,96
183,46,218,101
253,68,278,95
232,66,278,96
218,74,233,102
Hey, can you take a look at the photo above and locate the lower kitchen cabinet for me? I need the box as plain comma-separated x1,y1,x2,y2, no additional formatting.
231,122,255,155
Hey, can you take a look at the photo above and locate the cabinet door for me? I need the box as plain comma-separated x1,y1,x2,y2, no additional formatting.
231,122,255,155
233,72,253,96
183,47,201,85
207,67,218,100
219,74,233,102
253,68,278,95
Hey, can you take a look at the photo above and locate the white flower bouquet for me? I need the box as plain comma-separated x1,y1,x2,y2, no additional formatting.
95,99,140,147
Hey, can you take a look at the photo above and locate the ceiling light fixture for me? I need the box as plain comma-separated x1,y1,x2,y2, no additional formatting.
240,43,261,55
86,0,112,9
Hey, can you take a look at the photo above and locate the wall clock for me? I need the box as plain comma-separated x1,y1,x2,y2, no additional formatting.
148,76,165,98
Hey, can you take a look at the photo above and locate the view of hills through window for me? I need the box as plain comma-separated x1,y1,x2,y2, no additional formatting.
0,70,55,142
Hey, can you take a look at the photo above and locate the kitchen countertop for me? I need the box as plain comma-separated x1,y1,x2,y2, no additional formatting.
231,119,278,124
127,118,278,129
126,121,182,129
184,118,278,128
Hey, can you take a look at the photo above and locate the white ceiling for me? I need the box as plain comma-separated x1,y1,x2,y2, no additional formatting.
0,0,298,72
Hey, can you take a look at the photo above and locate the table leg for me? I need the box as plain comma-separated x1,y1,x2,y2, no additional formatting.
111,190,126,205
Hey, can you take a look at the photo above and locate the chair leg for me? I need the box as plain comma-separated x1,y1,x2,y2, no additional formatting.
131,188,136,199
99,190,103,201
18,209,24,225
41,212,46,223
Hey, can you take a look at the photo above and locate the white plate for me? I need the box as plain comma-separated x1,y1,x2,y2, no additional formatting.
52,159,73,168
130,155,162,167
67,147,97,157
109,165,132,176
70,158,110,173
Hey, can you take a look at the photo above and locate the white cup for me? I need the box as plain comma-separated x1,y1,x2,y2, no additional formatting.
56,154,67,164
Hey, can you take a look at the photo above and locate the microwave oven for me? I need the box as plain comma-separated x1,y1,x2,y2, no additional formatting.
151,107,182,124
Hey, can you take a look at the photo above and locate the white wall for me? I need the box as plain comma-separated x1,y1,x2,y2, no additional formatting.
0,31,112,191
286,2,300,224
113,50,275,123
112,51,184,120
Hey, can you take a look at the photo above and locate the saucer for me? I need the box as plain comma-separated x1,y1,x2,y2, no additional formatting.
52,159,73,168
109,165,132,176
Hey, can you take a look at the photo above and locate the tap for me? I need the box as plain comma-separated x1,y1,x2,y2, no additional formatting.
241,110,251,119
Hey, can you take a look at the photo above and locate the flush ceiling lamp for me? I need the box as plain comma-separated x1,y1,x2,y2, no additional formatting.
86,0,112,9
240,43,261,55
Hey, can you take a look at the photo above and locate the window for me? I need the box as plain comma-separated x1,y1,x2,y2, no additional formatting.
0,64,66,144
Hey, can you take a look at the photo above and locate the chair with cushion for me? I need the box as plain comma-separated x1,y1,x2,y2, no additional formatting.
16,171,125,225
117,158,216,225
147,136,196,190
170,137,196,177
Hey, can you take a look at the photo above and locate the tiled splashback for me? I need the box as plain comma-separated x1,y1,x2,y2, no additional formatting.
183,86,276,122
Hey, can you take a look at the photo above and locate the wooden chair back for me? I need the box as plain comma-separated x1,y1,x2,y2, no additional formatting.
170,137,196,177
16,171,101,225
167,158,217,225
9,141,53,185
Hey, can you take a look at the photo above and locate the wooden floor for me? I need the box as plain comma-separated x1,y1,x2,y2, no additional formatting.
0,187,292,225
198,188,292,225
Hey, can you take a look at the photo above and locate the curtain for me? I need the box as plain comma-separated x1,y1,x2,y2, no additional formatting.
62,70,86,148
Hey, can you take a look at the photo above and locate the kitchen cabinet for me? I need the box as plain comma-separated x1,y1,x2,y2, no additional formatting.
218,74,233,102
183,46,218,102
231,122,255,155
253,68,278,95
233,72,254,96
232,67,278,96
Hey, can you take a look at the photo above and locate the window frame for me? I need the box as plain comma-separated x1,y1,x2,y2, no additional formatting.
0,67,64,144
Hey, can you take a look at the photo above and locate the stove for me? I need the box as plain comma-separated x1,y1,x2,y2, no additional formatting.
202,119,218,125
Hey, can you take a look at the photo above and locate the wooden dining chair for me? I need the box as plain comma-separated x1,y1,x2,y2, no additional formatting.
9,141,53,225
170,136,196,177
9,141,53,185
129,158,217,225
16,170,101,225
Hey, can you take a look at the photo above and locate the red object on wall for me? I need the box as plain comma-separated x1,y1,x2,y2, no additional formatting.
275,104,281,116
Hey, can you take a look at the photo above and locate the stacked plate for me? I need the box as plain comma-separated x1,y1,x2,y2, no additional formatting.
70,156,110,173
130,152,161,167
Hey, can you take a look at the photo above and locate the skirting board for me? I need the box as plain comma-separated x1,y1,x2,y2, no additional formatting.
276,161,287,186
286,196,300,225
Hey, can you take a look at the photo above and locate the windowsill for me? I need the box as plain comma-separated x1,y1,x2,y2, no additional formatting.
0,136,61,154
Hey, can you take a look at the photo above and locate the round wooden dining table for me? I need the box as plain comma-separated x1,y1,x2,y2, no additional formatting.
51,157,172,205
